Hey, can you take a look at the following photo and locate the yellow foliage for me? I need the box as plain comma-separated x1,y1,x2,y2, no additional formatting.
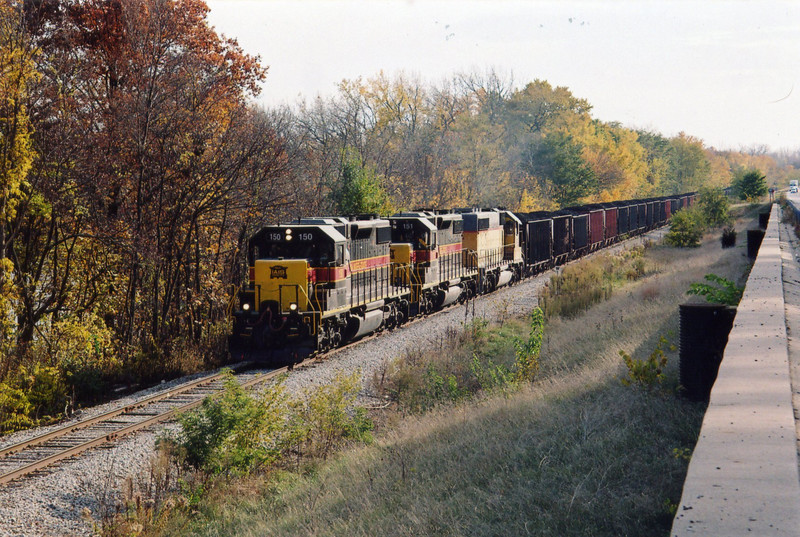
0,4,38,225
571,120,649,201
516,185,556,212
33,313,120,376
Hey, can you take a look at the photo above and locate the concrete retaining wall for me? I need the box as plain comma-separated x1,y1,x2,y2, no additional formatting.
671,205,800,536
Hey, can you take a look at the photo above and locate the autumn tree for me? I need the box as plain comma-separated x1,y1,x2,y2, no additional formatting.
13,0,292,382
665,133,711,193
0,3,37,374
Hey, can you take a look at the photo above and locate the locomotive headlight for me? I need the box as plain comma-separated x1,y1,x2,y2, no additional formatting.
242,303,250,311
289,302,298,312
285,228,293,240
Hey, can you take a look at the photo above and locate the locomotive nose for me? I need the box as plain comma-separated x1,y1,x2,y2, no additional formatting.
253,259,310,313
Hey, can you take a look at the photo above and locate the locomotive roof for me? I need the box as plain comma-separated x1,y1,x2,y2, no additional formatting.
390,214,438,231
393,211,436,219
349,217,390,228
461,211,500,231
294,217,349,226
498,210,522,225
254,223,347,243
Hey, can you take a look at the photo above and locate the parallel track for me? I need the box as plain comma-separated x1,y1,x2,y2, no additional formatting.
0,365,290,486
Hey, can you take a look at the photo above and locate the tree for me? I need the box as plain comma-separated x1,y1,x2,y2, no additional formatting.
665,133,711,193
505,79,591,137
0,3,38,373
16,0,290,369
522,132,596,207
733,169,768,201
697,186,730,227
333,151,393,215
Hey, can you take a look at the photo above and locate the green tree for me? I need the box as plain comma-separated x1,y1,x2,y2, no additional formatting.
664,206,706,247
523,132,597,207
333,151,393,215
697,186,730,227
733,168,768,201
665,133,711,193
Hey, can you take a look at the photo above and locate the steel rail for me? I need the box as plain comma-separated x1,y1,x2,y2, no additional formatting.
0,226,667,487
0,366,286,486
0,368,248,460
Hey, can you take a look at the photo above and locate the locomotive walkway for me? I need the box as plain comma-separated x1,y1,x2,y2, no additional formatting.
671,203,800,536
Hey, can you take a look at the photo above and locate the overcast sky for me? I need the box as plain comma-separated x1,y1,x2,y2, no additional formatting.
206,0,800,152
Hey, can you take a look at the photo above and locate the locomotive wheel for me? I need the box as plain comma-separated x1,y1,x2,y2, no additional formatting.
330,323,343,348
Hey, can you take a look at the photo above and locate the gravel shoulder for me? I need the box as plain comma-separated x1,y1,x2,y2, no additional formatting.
0,232,660,537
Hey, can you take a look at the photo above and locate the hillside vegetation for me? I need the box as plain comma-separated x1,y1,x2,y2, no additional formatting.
106,205,758,537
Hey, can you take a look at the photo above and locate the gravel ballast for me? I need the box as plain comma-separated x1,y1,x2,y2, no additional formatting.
0,233,659,537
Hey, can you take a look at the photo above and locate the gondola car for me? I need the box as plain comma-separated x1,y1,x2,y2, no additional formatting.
566,208,590,258
518,211,554,275
551,210,572,265
616,201,630,236
601,203,618,246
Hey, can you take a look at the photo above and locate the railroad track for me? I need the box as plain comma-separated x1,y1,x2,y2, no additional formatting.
0,230,665,488
0,365,289,486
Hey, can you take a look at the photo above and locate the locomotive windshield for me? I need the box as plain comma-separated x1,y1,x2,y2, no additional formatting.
391,219,435,250
249,227,340,267
260,242,335,266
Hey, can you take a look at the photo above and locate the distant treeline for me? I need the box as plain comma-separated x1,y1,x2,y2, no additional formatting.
0,0,797,419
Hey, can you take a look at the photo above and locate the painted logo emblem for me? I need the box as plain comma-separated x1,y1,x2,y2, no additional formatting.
270,265,288,279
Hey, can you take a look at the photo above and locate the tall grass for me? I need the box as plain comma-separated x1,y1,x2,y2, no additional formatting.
146,213,755,537
538,244,652,319
375,311,543,413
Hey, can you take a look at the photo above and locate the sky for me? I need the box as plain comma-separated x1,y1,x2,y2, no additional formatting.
206,0,800,152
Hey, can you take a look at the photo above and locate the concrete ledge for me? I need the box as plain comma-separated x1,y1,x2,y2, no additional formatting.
672,205,800,536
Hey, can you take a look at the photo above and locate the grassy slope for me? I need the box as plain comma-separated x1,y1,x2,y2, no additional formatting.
162,210,756,537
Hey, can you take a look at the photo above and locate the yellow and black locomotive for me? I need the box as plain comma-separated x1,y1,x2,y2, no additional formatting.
231,216,405,360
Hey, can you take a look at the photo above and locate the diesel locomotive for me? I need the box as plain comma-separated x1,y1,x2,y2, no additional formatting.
230,193,695,363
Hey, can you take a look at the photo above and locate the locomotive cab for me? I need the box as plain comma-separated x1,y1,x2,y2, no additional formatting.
496,209,524,264
389,213,438,287
389,212,469,311
232,224,348,359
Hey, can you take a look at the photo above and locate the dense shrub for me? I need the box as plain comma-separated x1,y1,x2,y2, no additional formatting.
0,363,68,433
664,206,706,247
175,371,291,476
698,186,730,228
721,226,736,248
172,370,371,476
620,336,672,390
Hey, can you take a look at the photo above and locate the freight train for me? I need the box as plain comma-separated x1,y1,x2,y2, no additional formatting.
230,193,696,364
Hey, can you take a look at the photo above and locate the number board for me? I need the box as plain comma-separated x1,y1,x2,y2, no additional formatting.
266,228,318,242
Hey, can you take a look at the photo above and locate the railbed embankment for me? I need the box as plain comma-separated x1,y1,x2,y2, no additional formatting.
671,204,800,536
